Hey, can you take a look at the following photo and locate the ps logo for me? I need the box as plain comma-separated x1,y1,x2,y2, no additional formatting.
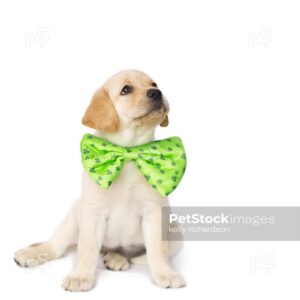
25,27,49,49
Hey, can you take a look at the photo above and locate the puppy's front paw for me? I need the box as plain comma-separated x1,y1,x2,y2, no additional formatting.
152,271,186,288
62,273,95,292
103,252,130,271
14,242,54,268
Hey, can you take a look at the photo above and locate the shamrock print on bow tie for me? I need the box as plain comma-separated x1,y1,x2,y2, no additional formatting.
80,134,187,197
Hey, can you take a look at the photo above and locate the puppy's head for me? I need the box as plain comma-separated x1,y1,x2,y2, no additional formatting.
82,70,169,132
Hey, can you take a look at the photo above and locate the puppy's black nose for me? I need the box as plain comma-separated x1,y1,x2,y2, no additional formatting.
147,88,162,101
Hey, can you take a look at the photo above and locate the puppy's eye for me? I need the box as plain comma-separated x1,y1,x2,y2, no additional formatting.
120,85,133,95
152,82,158,88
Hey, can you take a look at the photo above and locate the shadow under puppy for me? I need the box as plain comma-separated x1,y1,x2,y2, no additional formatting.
14,69,186,291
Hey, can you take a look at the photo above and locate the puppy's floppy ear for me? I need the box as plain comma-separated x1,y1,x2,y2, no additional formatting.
160,115,169,127
82,86,120,132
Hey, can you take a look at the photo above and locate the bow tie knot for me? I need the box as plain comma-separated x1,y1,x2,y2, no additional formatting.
81,134,187,197
123,148,138,162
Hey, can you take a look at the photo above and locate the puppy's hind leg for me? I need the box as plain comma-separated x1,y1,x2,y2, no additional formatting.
103,252,130,271
14,201,79,268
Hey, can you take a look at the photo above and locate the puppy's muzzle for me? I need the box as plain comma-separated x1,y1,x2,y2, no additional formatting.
147,88,163,109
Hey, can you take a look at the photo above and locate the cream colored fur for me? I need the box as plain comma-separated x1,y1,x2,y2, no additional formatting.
14,70,185,291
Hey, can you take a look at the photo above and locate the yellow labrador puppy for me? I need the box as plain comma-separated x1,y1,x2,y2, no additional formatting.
14,70,185,291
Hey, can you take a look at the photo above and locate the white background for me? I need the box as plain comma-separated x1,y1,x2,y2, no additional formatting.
0,0,299,299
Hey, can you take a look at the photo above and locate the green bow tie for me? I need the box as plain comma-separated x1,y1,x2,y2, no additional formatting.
80,134,187,197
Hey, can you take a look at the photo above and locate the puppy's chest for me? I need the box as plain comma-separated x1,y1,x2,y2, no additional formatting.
104,203,144,248
83,162,158,248
102,163,146,247
94,161,150,208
